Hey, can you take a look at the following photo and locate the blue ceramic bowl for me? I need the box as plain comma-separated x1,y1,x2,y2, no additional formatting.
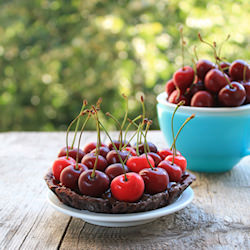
157,92,250,173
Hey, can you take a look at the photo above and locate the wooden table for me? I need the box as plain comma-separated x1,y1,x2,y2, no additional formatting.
0,132,249,250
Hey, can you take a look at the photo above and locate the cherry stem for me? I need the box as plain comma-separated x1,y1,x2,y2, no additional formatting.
98,120,128,181
143,121,154,170
123,115,142,144
193,46,199,61
218,34,230,60
180,26,186,69
243,64,247,83
139,96,145,144
136,122,142,156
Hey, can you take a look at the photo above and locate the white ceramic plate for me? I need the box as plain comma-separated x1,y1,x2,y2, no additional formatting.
47,187,194,227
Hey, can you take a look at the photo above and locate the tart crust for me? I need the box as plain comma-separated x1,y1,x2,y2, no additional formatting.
45,169,195,214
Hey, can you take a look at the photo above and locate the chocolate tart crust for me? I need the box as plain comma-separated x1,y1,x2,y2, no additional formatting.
44,169,195,214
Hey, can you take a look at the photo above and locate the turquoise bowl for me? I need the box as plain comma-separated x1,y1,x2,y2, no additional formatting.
157,92,250,173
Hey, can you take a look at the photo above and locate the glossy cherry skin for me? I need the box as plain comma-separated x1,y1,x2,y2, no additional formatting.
81,153,108,171
191,91,214,107
106,150,130,165
218,82,246,107
165,79,176,97
158,160,182,182
83,142,107,154
60,163,88,190
196,59,215,80
188,81,205,97
108,140,131,151
136,142,158,154
105,163,130,180
220,62,230,75
241,81,250,104
147,152,162,166
165,155,187,172
111,173,145,202
126,154,155,173
78,170,110,197
173,66,194,92
204,69,229,93
158,149,181,161
58,147,85,162
52,156,76,181
124,147,137,156
168,90,190,105
90,146,110,158
229,60,250,81
139,168,169,194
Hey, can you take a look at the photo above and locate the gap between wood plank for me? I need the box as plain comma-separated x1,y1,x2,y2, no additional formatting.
57,217,73,250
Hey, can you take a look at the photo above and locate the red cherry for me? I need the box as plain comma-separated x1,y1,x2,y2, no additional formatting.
108,140,130,151
106,150,130,165
165,79,176,97
126,154,155,173
158,149,181,161
204,69,229,93
147,152,162,166
60,163,88,190
196,59,215,80
158,160,182,182
218,82,246,107
83,142,107,154
190,90,214,107
220,61,230,75
229,60,250,81
241,81,250,104
168,90,189,105
90,146,110,158
58,146,85,162
124,147,137,156
105,163,129,180
136,142,158,154
187,81,205,97
81,153,108,171
173,66,194,91
165,155,187,172
139,168,169,194
78,170,110,197
111,173,144,202
52,156,76,181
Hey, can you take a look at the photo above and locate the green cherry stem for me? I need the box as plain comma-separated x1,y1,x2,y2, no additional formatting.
120,94,128,134
218,34,230,60
139,96,145,144
243,64,247,83
136,122,142,156
193,45,199,61
123,115,142,144
143,120,154,170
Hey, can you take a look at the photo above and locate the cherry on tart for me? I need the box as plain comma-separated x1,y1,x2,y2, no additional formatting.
58,146,85,162
229,60,250,81
158,160,182,182
105,163,130,180
81,153,108,171
173,66,194,92
108,140,130,151
52,156,76,181
165,79,176,97
196,59,215,80
158,148,181,161
124,147,137,156
191,90,214,107
126,154,155,173
83,142,107,154
137,142,158,154
139,168,169,194
147,152,162,166
78,170,110,197
106,150,130,165
111,173,145,202
60,163,88,190
90,146,110,158
218,82,246,107
165,155,187,172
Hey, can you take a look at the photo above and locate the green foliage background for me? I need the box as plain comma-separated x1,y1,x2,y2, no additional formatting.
0,0,249,131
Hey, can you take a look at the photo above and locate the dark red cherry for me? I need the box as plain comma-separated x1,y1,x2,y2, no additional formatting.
168,90,189,105
83,142,107,154
58,146,85,162
188,80,205,97
191,91,214,107
165,79,176,97
158,149,181,161
78,170,110,197
106,150,130,165
90,146,110,158
108,140,131,151
81,153,108,171
158,160,182,182
60,163,88,190
173,66,194,91
139,167,169,194
220,62,230,75
136,142,158,154
124,147,137,156
204,69,229,93
229,60,250,81
218,82,246,107
241,81,250,104
147,152,162,166
105,163,129,180
196,59,215,80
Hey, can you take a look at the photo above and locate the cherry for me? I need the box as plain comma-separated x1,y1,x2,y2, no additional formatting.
187,80,205,97
124,147,137,156
136,142,158,154
106,150,130,165
81,153,108,171
204,69,229,93
108,140,131,151
158,149,181,161
241,81,250,104
147,152,162,166
168,90,189,105
196,59,215,80
52,156,76,181
111,173,145,202
105,163,129,180
60,163,88,190
165,155,187,172
218,82,246,107
139,167,169,194
165,79,176,97
78,170,110,197
83,142,107,154
90,146,110,158
58,146,85,162
158,160,182,182
229,60,250,81
220,61,230,75
173,66,195,92
191,90,214,107
126,154,155,173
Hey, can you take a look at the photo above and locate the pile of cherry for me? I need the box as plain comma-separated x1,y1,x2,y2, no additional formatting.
165,33,250,107
51,98,194,203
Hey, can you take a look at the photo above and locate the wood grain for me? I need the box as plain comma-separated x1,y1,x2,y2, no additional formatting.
0,132,249,250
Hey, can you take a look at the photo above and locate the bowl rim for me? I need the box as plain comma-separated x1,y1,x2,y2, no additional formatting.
157,92,250,113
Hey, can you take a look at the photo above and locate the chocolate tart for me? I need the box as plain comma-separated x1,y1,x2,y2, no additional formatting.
44,169,195,214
